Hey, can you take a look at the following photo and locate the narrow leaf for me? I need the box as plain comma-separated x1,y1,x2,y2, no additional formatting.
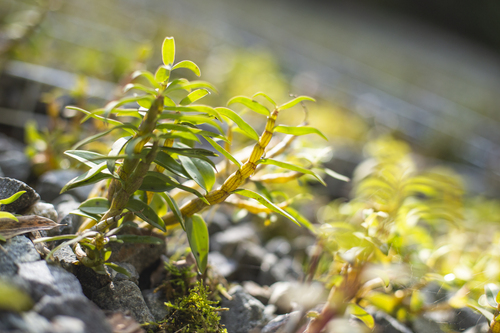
324,168,350,182
273,125,327,140
131,70,160,88
253,92,276,106
71,124,138,150
155,65,171,83
258,158,326,186
163,105,221,120
227,96,269,116
204,136,242,168
159,193,184,229
65,150,106,167
468,303,494,322
67,106,124,127
180,89,209,105
0,215,62,240
126,198,165,232
158,113,223,133
233,189,300,226
138,171,176,192
160,147,217,169
285,207,314,231
104,263,132,277
277,96,315,110
61,162,113,193
185,214,209,273
172,60,201,77
162,37,175,66
114,235,164,245
179,156,209,192
0,212,18,221
347,304,375,329
215,107,259,141
156,123,228,142
154,151,191,179
79,198,110,215
107,136,132,174
123,83,157,95
0,191,26,205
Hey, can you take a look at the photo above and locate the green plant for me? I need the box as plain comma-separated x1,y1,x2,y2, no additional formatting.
36,36,341,276
0,190,26,241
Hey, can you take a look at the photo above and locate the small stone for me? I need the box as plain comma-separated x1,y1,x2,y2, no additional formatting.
52,245,79,271
243,280,271,305
211,223,259,256
92,280,155,324
234,242,268,282
142,289,169,321
208,251,238,278
220,285,268,333
0,177,40,213
51,315,86,333
36,170,94,202
23,201,58,222
35,294,112,333
0,150,31,182
265,237,291,258
0,311,52,333
0,235,40,277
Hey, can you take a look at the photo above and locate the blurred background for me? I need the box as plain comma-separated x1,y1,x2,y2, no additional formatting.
2,0,500,197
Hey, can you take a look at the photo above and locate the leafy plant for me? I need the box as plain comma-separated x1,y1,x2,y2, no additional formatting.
35,36,340,276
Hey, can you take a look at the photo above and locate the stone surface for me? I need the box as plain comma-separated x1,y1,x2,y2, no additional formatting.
220,285,267,333
261,311,302,333
92,280,155,324
0,150,31,182
36,170,94,202
234,242,268,282
452,307,487,332
208,251,238,278
35,294,112,333
265,237,292,258
17,260,83,302
0,235,40,277
207,210,232,235
259,256,303,286
243,280,271,305
211,223,259,257
142,289,169,322
0,177,40,213
23,201,58,222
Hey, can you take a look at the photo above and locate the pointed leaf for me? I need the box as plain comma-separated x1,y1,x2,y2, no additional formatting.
66,106,124,127
215,107,259,141
227,96,269,116
155,65,171,83
0,191,26,205
164,96,176,107
65,150,107,168
107,136,132,174
233,189,300,226
172,60,201,77
179,156,211,192
180,89,209,105
123,83,157,95
104,95,154,118
160,147,217,169
131,70,160,88
158,113,223,133
156,123,227,142
324,168,350,182
253,92,276,106
0,279,34,311
104,263,132,277
71,124,138,150
180,81,218,94
159,192,184,229
204,136,242,168
185,214,209,273
485,284,499,307
139,171,176,192
347,304,374,329
285,207,314,231
126,198,165,232
61,162,113,193
273,125,327,140
0,215,62,240
154,151,191,179
258,158,326,186
0,212,18,221
79,198,110,215
277,96,315,110
163,105,221,120
162,37,175,66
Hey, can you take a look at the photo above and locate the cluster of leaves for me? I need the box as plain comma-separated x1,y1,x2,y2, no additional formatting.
305,136,500,332
34,36,341,277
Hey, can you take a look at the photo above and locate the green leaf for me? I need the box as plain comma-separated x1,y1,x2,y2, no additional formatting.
204,136,242,168
159,192,184,229
0,234,5,242
284,207,314,231
227,96,269,116
160,147,217,169
124,135,154,157
65,150,107,168
69,209,100,222
0,191,26,205
179,156,215,192
79,198,110,215
0,279,34,311
163,105,221,120
154,151,191,179
131,70,160,88
180,81,218,94
158,113,223,133
33,234,79,243
162,37,175,67
258,158,326,186
104,263,132,277
485,284,499,307
172,60,201,77
45,231,98,260
347,304,374,329
67,106,124,127
71,124,138,150
107,136,132,174
180,89,209,105
139,171,176,192
155,65,171,83
114,235,164,245
468,303,494,322
215,107,259,141
126,198,165,232
324,168,350,182
273,125,327,140
61,162,113,193
164,96,176,107
185,214,209,274
157,123,227,142
123,83,157,95
277,96,315,110
253,92,276,106
232,189,300,226
158,132,200,143
0,212,18,221
104,95,154,118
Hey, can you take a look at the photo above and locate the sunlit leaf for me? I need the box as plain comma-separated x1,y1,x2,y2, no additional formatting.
158,113,223,133
365,292,398,314
173,60,201,77
277,96,315,110
204,136,242,168
79,198,110,215
179,156,215,192
0,279,33,311
485,284,499,307
227,96,269,116
104,95,154,118
0,215,62,240
123,83,157,95
258,158,326,186
126,198,165,232
107,136,132,174
185,214,209,273
215,107,259,141
324,168,350,182
285,207,314,232
163,105,221,120
131,70,160,88
155,65,170,83
71,124,138,150
61,162,113,193
347,304,374,329
156,123,228,142
67,106,124,127
468,303,494,322
138,171,176,192
104,263,132,277
162,37,175,67
154,151,191,179
253,92,276,106
273,125,327,140
180,89,209,105
159,192,184,229
0,191,26,206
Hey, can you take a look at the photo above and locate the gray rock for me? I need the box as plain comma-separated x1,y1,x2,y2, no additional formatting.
413,316,445,333
36,170,94,202
142,289,169,321
0,235,40,277
0,133,25,153
23,202,58,222
373,311,414,333
35,294,112,333
0,177,40,213
265,237,291,258
259,256,303,286
211,223,259,257
106,262,140,285
452,307,487,332
70,264,112,299
0,311,52,333
54,198,82,234
17,260,83,302
220,285,267,333
92,280,155,324
208,251,238,278
234,242,268,282
242,280,271,305
52,245,79,271
207,211,232,235
261,311,302,333
0,151,31,182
